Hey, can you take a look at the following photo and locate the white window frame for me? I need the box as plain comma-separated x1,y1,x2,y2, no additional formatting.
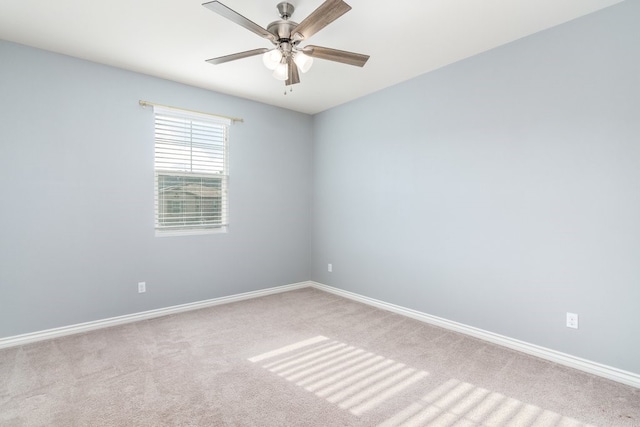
153,105,230,236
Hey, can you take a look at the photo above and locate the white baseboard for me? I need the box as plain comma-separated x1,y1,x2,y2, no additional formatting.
2,279,638,389
0,281,311,350
309,282,640,389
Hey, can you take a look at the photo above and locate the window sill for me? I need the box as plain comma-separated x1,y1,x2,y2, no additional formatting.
155,227,228,237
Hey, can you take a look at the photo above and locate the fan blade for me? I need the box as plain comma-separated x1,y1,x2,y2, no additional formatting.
303,45,369,67
286,59,300,86
206,48,269,65
292,0,351,42
203,1,276,42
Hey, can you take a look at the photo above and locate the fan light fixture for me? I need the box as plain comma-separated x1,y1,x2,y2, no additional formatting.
263,48,313,78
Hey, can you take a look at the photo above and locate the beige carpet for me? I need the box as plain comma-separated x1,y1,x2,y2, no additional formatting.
1,287,638,426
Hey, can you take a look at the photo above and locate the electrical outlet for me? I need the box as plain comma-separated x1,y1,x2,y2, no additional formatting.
138,282,146,293
566,312,578,329
328,263,332,273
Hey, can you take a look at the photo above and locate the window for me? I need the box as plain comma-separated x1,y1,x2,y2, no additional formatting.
153,105,230,235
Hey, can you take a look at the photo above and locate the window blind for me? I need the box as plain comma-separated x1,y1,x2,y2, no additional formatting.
153,106,230,234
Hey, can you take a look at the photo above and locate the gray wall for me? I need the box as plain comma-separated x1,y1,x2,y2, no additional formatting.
0,41,312,338
311,1,640,374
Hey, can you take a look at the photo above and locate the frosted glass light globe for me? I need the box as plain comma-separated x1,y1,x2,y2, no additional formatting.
262,49,283,70
294,52,313,73
272,62,289,81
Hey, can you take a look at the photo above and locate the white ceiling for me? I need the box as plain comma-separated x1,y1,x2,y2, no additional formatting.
0,0,623,115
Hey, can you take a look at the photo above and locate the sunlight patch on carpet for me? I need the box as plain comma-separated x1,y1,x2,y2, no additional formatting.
378,378,597,427
249,336,430,416
250,336,598,426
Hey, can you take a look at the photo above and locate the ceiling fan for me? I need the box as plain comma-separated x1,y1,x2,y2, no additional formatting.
202,0,370,87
